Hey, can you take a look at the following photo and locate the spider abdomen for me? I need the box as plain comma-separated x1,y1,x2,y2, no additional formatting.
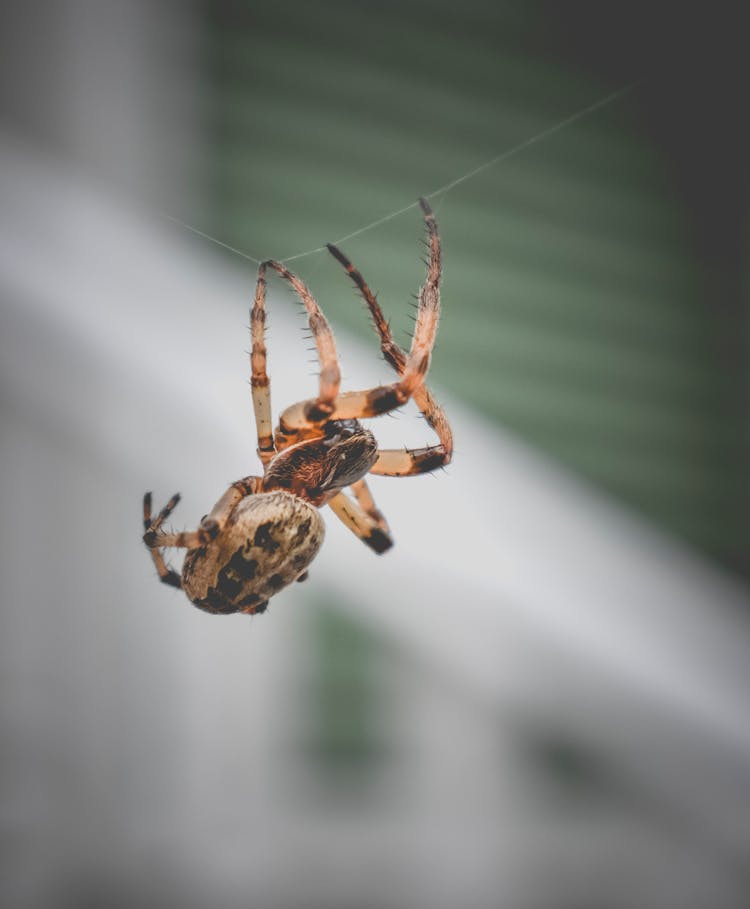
181,491,324,615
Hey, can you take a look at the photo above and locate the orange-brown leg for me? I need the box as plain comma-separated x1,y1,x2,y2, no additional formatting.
405,196,442,391
143,493,219,553
142,478,262,576
370,383,453,476
327,489,393,554
350,478,390,534
263,260,341,446
277,198,441,433
326,199,453,476
142,492,183,588
325,242,406,374
369,441,450,477
250,263,276,468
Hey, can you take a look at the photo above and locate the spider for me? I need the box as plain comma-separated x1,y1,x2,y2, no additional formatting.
142,198,453,616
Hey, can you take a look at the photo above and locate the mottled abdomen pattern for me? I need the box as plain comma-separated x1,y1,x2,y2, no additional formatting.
182,492,324,615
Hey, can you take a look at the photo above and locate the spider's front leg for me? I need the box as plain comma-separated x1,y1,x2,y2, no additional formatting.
273,200,442,438
262,259,342,450
250,263,276,468
327,197,453,476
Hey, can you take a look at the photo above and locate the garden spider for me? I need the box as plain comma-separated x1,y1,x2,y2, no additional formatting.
142,198,453,615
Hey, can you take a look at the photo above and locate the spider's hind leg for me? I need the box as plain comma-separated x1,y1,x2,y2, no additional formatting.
141,480,261,590
143,479,262,552
142,491,183,589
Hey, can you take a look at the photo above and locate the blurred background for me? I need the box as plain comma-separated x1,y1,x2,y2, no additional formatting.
2,2,750,907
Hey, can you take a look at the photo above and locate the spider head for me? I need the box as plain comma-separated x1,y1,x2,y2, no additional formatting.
321,421,379,491
264,420,378,503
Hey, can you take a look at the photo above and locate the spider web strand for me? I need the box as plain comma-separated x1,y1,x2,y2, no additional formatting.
425,79,641,201
163,79,640,268
281,200,421,264
276,79,641,264
161,214,263,265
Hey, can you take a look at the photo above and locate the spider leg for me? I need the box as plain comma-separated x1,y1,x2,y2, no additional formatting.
326,198,453,474
350,478,390,535
250,263,276,468
325,242,405,374
327,489,393,554
277,199,438,432
143,492,183,588
369,440,450,477
369,384,453,476
328,196,441,381
142,477,262,556
263,260,341,438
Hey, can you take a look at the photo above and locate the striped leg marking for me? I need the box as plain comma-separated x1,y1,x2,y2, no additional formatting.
142,491,183,588
264,260,341,428
326,198,453,476
142,478,261,570
350,478,390,534
251,263,276,467
327,489,393,554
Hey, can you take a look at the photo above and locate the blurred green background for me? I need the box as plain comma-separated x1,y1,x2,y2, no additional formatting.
196,0,749,577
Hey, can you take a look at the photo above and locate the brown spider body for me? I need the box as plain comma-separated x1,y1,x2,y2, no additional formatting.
181,492,324,615
143,198,453,616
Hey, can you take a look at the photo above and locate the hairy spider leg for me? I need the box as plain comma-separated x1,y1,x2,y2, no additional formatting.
324,476,394,554
277,198,442,433
143,491,183,588
327,489,393,554
262,260,342,449
142,478,262,559
350,478,390,534
326,197,453,476
250,263,276,468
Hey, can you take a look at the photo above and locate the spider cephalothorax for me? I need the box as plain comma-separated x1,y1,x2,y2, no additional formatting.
143,198,453,615
263,420,379,504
